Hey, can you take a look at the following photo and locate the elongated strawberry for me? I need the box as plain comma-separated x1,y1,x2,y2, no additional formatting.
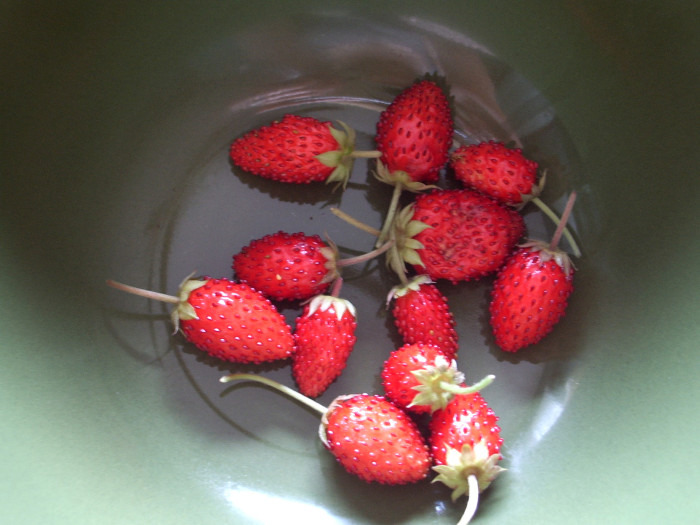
489,192,577,352
429,391,505,524
376,79,453,184
451,141,540,207
220,374,431,485
373,78,453,247
292,294,357,398
233,231,395,302
388,275,458,360
232,231,337,302
230,115,379,188
106,276,294,363
387,188,525,283
322,394,431,484
381,343,494,415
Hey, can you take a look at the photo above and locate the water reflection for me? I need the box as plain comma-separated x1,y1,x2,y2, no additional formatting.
508,376,578,473
223,485,348,524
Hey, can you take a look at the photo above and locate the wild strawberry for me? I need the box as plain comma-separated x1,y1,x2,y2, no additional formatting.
233,231,395,302
233,231,337,302
106,276,294,363
375,79,453,184
229,115,379,189
381,342,494,415
220,374,432,485
322,394,431,485
451,141,540,206
429,391,505,524
373,78,453,247
388,275,458,360
489,192,577,352
451,141,582,257
292,294,357,398
387,188,525,283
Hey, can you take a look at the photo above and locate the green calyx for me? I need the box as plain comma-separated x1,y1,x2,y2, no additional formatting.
409,358,495,413
305,294,357,321
385,203,431,281
432,441,505,500
316,121,381,191
386,274,433,305
171,276,208,333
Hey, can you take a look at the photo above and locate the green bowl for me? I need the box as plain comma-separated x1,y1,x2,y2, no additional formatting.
2,2,698,524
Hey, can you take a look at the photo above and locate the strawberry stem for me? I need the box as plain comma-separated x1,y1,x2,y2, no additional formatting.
375,182,404,248
336,239,394,268
549,191,577,251
106,279,180,304
531,196,581,257
349,150,382,159
439,374,495,395
220,373,327,416
329,276,344,298
458,474,480,525
330,207,381,237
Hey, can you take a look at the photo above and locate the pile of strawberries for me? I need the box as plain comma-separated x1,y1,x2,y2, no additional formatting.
108,76,579,524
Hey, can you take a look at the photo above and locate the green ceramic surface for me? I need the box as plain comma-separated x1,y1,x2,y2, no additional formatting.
2,1,698,524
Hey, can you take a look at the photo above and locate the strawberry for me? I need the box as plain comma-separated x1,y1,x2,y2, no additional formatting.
233,231,396,302
451,141,583,258
373,78,453,247
292,294,357,398
229,115,379,188
322,394,432,484
220,374,432,485
489,192,578,352
375,79,453,185
381,343,493,416
106,276,294,363
451,141,540,206
388,275,458,360
429,391,505,524
489,241,575,352
232,231,337,302
387,188,525,283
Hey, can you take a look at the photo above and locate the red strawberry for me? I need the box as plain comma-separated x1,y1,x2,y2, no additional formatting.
489,241,575,352
233,231,337,302
388,275,458,360
381,343,450,414
230,115,379,188
388,188,525,283
292,295,357,398
220,374,432,485
106,276,294,363
381,343,493,417
429,391,505,523
489,191,578,352
373,79,454,248
322,394,431,484
375,79,453,184
451,141,583,258
451,141,540,206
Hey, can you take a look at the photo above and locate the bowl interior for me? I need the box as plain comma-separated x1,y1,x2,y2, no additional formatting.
2,2,698,524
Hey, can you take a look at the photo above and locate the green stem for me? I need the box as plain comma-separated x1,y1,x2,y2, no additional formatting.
531,196,581,257
457,474,480,525
330,207,381,237
106,279,180,304
439,375,495,396
549,191,577,251
350,150,382,159
375,182,404,248
219,373,327,416
336,240,394,268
